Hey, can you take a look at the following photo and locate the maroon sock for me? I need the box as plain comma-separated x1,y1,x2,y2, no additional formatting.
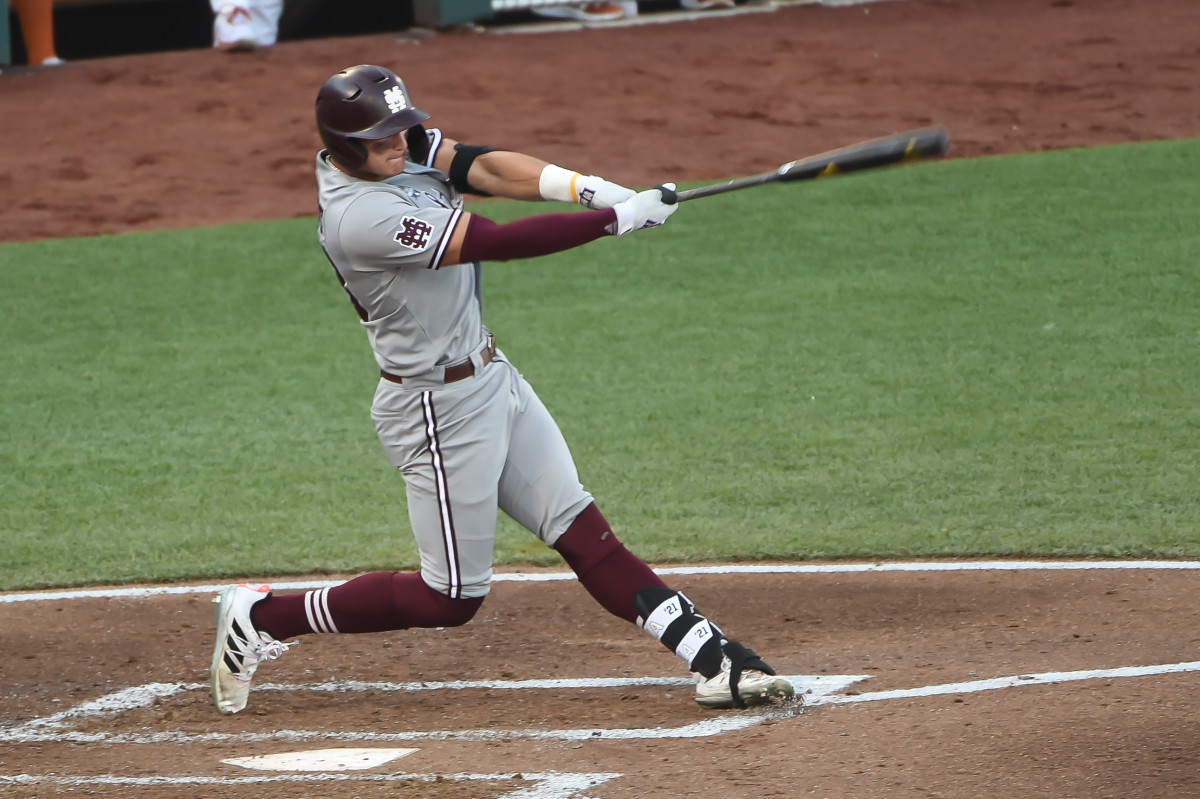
553,503,668,624
251,571,483,640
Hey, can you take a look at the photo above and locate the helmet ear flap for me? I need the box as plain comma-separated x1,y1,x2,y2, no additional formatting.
345,138,367,168
406,123,431,166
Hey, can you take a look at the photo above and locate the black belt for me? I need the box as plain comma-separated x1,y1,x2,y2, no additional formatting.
380,338,496,385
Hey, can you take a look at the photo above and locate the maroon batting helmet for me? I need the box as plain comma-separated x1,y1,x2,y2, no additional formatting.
316,65,430,170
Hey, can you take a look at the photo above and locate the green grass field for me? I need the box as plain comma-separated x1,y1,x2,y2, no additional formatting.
2,139,1198,590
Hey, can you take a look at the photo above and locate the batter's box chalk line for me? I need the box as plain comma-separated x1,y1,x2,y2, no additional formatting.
6,663,1200,748
0,770,624,796
0,674,857,746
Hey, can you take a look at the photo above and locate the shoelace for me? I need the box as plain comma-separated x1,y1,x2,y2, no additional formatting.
254,637,295,662
229,636,295,681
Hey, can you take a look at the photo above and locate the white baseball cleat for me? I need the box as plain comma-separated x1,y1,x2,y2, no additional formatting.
693,641,797,709
209,583,293,714
694,666,796,709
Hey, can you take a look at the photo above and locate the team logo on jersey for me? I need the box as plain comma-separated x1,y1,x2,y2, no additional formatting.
384,86,408,114
394,216,434,251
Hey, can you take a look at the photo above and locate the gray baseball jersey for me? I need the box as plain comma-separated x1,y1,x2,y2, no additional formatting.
317,132,593,599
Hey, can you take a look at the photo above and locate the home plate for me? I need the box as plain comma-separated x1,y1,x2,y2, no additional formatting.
222,747,418,771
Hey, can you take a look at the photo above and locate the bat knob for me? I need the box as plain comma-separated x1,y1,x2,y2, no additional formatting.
654,184,678,205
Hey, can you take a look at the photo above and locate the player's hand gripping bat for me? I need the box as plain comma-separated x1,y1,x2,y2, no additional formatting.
658,126,949,203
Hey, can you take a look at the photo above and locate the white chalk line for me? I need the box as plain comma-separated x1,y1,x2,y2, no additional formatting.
0,675,856,745
8,663,1200,747
0,770,621,797
2,714,778,746
814,660,1200,706
5,560,1198,604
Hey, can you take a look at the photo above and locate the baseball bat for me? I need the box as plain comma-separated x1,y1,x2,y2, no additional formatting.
667,125,949,203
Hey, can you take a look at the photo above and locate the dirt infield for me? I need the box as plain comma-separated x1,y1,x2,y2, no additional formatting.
3,0,1200,796
3,565,1199,796
2,0,1199,243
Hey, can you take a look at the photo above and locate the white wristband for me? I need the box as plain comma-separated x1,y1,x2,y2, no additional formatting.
539,164,580,204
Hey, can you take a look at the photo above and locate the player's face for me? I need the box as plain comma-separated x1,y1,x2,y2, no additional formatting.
358,129,409,179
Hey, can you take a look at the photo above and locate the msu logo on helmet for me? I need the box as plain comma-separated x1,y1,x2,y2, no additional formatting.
383,86,408,114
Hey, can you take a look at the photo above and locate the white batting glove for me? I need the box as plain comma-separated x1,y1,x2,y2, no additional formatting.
611,183,679,235
539,164,634,209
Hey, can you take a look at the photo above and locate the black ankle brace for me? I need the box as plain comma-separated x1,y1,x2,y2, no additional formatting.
633,587,724,678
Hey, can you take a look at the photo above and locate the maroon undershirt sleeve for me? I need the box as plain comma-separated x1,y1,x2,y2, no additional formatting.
458,208,617,263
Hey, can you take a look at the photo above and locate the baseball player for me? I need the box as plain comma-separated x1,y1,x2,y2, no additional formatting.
210,64,795,714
